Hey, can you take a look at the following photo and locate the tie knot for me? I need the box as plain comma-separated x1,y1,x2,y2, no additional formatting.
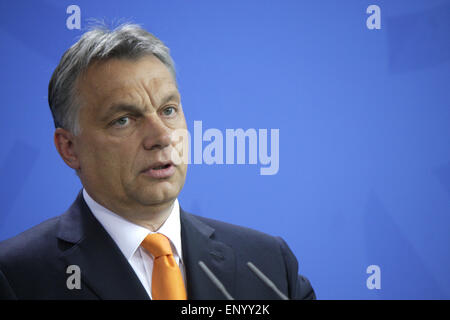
141,233,173,258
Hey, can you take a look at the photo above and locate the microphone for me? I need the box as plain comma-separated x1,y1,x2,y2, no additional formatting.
198,261,235,300
247,262,289,300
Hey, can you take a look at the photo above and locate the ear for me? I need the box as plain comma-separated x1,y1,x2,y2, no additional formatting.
54,128,80,170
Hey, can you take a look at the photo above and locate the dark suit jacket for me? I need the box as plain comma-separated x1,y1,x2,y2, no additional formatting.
0,191,315,300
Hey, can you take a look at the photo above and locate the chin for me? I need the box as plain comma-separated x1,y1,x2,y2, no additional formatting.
135,183,180,205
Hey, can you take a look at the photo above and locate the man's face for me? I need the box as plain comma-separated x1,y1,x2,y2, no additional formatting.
73,55,188,215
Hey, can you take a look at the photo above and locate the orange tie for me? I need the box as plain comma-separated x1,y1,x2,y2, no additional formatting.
141,233,187,300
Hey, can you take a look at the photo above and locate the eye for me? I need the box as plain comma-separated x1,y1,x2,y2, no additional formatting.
162,106,177,117
112,116,130,127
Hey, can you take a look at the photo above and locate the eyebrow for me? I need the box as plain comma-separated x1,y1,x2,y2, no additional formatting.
159,92,180,107
101,92,180,122
100,104,143,123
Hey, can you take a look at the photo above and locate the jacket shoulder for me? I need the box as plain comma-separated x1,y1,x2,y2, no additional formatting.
185,212,286,257
188,213,277,240
184,212,316,299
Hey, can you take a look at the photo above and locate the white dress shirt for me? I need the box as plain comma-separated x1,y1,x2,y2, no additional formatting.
82,188,185,299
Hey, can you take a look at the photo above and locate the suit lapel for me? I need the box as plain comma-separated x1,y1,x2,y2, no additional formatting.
57,191,149,300
180,210,236,300
56,192,235,300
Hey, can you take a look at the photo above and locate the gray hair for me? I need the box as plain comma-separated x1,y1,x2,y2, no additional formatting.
48,23,176,135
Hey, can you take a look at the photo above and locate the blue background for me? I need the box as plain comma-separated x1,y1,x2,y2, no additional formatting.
0,0,449,299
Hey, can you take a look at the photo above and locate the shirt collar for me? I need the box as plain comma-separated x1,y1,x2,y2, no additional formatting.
82,188,183,262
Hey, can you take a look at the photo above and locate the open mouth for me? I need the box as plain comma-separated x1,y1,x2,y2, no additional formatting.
152,164,171,170
143,162,176,179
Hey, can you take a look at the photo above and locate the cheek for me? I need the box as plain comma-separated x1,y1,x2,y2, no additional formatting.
79,135,134,177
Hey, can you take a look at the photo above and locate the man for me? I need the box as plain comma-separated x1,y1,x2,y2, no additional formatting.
0,24,315,300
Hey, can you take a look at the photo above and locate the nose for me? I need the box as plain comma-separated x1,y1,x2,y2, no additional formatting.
142,114,172,151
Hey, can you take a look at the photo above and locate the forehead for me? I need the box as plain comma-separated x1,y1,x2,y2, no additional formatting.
77,55,178,112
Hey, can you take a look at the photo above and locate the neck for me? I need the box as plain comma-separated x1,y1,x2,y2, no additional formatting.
83,188,176,232
124,201,175,232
